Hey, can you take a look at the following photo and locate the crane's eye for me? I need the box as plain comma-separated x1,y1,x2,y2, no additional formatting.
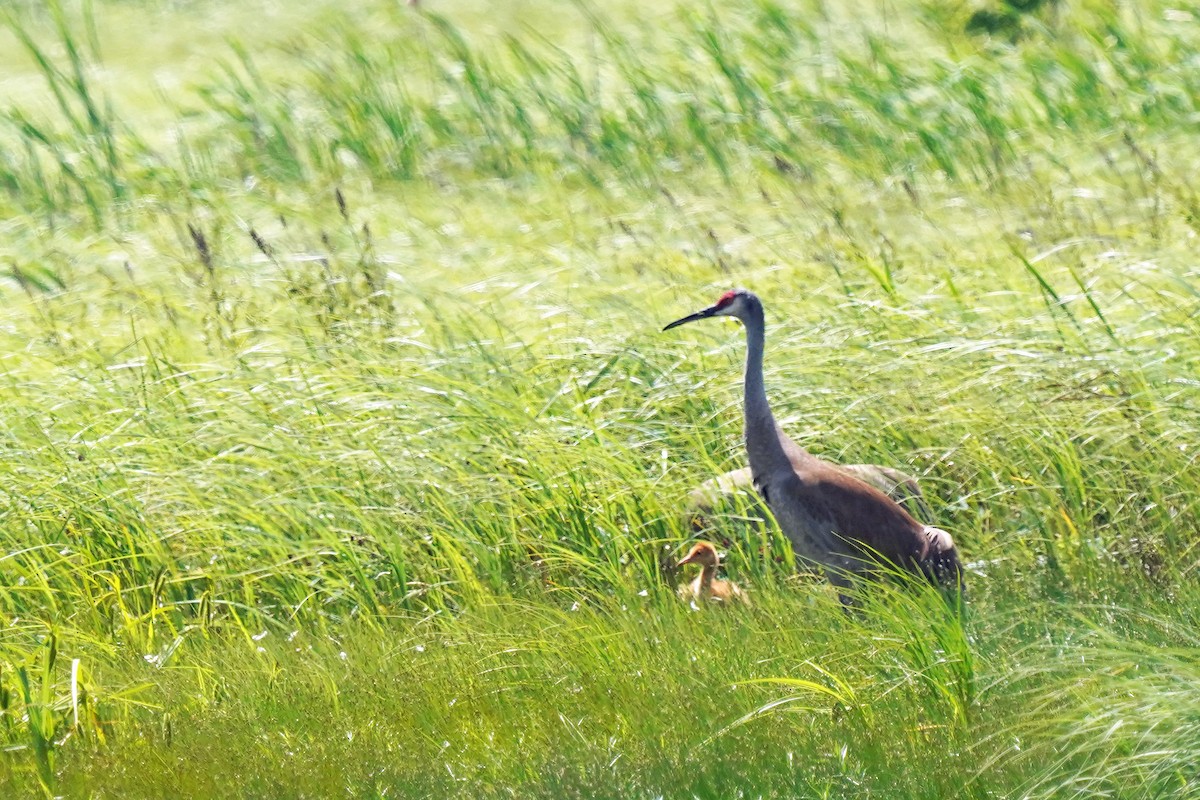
715,290,737,308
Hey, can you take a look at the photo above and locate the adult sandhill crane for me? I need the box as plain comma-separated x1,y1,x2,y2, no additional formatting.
664,289,963,603
676,541,749,605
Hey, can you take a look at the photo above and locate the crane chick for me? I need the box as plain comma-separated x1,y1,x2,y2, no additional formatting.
677,541,749,606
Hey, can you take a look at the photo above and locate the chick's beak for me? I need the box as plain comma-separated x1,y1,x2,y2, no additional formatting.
663,305,719,332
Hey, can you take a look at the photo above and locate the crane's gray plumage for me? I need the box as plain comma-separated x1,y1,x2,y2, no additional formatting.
686,462,934,537
664,288,964,602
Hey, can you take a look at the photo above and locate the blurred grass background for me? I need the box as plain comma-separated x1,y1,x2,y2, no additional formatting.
1,0,1199,796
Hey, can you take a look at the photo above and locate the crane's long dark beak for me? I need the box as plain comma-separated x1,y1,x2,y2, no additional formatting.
662,305,718,331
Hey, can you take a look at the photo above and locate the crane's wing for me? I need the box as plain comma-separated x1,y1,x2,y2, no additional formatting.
768,463,929,570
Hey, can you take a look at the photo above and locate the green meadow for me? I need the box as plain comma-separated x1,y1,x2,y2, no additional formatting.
1,0,1199,796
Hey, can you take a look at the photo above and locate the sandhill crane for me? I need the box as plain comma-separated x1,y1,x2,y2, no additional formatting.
664,289,963,603
676,541,749,605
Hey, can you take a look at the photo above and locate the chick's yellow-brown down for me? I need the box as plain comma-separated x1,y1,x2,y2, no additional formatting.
677,542,748,605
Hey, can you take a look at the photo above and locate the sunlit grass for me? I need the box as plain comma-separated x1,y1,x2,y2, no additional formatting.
1,0,1199,796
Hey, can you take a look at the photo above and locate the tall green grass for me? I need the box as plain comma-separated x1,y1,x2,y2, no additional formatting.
6,0,1200,221
1,0,1199,796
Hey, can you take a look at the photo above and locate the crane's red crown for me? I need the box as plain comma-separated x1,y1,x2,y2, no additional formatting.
715,290,738,309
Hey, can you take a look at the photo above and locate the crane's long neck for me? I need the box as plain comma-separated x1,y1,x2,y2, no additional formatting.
741,304,794,478
698,564,716,595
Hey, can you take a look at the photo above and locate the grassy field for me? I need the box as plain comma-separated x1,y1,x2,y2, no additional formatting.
2,0,1200,796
